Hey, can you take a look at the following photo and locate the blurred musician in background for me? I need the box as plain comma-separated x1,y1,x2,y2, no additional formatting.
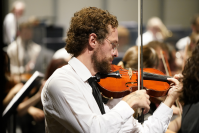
176,14,199,51
136,17,172,46
3,1,26,47
118,45,159,70
7,21,41,76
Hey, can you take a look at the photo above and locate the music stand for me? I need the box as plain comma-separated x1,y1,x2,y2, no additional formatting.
2,71,44,133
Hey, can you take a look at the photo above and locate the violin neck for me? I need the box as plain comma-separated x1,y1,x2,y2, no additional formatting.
143,72,171,82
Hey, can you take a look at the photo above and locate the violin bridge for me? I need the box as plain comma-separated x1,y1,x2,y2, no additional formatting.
128,68,132,79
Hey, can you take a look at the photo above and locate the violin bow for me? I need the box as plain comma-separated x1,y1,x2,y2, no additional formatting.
137,0,144,123
182,41,189,70
160,50,182,116
160,50,171,76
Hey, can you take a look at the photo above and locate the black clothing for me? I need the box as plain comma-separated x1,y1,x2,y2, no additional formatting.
178,102,199,133
88,77,106,114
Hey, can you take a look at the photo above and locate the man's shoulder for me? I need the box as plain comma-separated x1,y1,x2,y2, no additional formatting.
177,36,190,42
48,65,75,80
176,36,190,50
45,65,78,92
4,13,15,23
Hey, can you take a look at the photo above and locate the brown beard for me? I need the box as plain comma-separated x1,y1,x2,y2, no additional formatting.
92,47,112,74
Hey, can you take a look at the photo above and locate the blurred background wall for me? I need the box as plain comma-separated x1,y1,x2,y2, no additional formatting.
5,0,198,36
2,0,199,55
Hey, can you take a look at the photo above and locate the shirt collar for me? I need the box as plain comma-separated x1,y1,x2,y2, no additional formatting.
68,57,92,82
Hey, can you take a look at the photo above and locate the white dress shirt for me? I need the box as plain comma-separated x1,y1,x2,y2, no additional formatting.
3,13,17,45
41,57,173,133
176,36,190,50
7,37,41,74
136,31,163,46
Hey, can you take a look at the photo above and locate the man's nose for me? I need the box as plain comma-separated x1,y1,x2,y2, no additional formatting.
113,49,118,57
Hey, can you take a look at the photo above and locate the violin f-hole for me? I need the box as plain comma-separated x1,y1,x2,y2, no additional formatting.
125,82,136,87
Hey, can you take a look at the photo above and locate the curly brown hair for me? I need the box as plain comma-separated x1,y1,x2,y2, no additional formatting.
180,43,199,104
65,7,118,57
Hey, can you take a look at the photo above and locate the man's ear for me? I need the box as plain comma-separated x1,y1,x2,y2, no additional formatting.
88,33,97,49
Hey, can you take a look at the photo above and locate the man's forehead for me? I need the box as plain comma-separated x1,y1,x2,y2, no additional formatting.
108,25,117,32
107,25,118,39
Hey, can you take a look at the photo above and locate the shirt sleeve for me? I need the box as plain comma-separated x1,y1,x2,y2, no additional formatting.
118,102,173,133
4,14,16,43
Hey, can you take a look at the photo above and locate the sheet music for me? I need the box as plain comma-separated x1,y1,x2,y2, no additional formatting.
3,71,44,117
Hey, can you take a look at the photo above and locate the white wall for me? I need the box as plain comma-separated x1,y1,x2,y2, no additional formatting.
108,0,161,23
8,0,53,22
8,0,199,36
164,0,199,28
56,0,103,36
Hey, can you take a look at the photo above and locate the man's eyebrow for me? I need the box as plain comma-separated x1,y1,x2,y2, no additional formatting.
109,38,118,43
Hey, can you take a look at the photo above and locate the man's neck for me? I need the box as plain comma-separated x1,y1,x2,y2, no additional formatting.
76,53,97,76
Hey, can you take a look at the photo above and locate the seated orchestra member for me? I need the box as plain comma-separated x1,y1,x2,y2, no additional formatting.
116,25,130,54
144,40,182,77
18,58,68,133
7,21,41,75
2,50,45,133
41,7,182,133
176,14,199,51
144,41,183,116
167,43,199,133
181,32,199,69
2,51,23,109
145,41,171,75
118,45,159,69
3,1,26,46
175,15,199,72
3,56,68,133
136,17,172,46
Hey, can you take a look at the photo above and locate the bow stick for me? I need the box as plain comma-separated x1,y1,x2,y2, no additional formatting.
137,0,144,123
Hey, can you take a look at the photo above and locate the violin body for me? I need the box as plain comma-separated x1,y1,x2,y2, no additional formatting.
97,65,171,99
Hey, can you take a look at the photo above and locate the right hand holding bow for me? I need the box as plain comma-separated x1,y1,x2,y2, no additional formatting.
122,90,150,114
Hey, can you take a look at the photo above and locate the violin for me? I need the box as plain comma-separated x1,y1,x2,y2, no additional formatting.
96,64,171,99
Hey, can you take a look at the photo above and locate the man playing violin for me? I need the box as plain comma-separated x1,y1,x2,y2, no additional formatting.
41,7,182,133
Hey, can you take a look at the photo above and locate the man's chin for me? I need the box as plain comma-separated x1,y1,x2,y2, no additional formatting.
98,63,111,74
